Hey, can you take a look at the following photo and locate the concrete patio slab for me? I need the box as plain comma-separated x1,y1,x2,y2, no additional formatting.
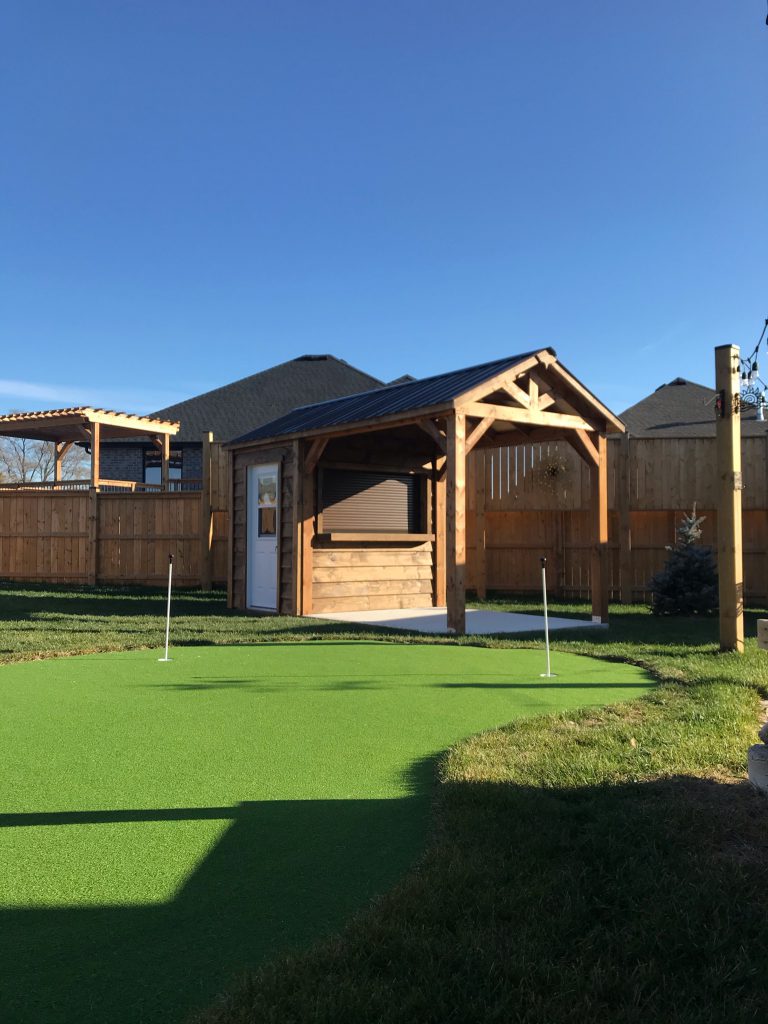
309,607,604,636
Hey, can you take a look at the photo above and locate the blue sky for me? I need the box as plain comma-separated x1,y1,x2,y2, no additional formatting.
2,1,766,417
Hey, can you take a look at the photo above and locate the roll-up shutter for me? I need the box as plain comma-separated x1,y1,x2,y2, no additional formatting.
321,469,420,533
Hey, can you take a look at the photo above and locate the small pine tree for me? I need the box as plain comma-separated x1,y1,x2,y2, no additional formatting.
649,506,718,615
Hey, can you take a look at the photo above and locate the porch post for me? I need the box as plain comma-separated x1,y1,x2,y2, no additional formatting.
89,420,101,489
53,443,63,485
590,432,609,623
161,434,170,491
446,411,467,634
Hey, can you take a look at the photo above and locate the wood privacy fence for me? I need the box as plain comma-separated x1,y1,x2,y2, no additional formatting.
466,435,768,602
3,432,768,601
0,438,229,588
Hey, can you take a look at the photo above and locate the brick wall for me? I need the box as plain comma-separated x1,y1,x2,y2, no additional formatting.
99,445,144,482
100,443,203,483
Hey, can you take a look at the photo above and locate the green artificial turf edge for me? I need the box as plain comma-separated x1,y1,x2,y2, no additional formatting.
1,584,767,1023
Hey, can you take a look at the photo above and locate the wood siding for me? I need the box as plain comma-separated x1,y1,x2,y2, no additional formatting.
311,539,435,612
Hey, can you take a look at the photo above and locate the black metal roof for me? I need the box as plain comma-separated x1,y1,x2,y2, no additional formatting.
231,349,552,445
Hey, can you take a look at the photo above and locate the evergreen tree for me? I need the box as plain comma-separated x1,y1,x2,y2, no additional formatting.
649,507,718,615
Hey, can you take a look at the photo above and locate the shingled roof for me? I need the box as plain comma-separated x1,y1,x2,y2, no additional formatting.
121,355,384,444
620,377,768,437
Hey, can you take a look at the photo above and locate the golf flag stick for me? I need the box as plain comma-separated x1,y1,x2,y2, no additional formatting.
159,554,173,662
540,556,555,678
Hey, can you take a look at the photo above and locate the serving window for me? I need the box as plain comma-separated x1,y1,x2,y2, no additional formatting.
319,468,425,535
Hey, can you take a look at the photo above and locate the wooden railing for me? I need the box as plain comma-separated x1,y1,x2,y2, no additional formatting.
0,478,203,493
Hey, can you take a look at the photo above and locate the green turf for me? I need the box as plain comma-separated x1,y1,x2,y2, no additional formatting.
0,641,651,1024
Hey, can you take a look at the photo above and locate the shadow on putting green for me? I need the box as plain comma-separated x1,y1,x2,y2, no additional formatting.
0,794,428,1024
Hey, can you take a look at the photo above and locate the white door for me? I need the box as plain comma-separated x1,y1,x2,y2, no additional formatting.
247,464,279,610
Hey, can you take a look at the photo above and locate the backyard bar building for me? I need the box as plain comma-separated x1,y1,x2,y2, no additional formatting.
226,350,624,634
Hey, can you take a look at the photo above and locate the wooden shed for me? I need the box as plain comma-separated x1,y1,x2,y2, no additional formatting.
226,349,624,634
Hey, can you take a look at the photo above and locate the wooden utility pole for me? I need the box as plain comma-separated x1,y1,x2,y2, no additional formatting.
715,344,744,653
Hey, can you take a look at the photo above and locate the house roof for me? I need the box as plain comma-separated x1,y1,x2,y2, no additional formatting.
111,355,384,444
620,377,768,437
231,348,623,446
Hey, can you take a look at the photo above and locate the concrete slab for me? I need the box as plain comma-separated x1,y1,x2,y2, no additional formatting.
309,606,604,636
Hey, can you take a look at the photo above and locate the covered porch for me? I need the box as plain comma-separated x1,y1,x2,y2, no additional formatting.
227,348,624,635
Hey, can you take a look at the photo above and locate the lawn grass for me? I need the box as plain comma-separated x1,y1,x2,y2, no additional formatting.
0,584,766,1023
0,633,649,1024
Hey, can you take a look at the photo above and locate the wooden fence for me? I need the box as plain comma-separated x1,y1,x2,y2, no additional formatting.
466,435,768,602
0,439,229,588
3,431,768,602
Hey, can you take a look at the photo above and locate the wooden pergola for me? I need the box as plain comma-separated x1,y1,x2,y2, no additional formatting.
0,407,179,489
230,348,624,633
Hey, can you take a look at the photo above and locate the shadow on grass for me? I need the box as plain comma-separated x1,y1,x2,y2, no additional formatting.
0,796,430,1024
192,775,768,1024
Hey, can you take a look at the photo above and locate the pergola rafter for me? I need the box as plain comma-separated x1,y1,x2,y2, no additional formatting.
0,407,180,490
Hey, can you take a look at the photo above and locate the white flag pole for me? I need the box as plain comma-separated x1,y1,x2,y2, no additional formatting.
159,554,174,662
540,556,555,678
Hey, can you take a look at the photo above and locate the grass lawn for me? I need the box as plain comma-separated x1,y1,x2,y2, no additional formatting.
0,634,650,1024
0,584,766,1024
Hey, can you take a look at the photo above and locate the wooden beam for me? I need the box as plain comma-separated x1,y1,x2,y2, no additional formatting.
461,401,594,432
590,434,609,623
465,413,496,454
453,353,544,406
301,443,315,615
536,360,624,434
617,434,633,603
446,412,467,634
292,440,302,616
475,451,487,600
226,449,234,608
160,433,170,492
434,458,446,606
528,377,539,408
305,438,328,475
568,428,600,467
416,418,446,453
89,420,101,488
715,344,744,652
497,379,531,408
200,432,213,590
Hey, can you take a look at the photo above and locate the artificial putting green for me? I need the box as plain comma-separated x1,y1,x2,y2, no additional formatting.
0,642,652,1024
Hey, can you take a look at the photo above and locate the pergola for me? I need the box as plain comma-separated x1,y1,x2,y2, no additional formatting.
0,407,180,489
229,347,625,633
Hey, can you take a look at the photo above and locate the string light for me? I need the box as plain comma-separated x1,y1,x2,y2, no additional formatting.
739,318,768,420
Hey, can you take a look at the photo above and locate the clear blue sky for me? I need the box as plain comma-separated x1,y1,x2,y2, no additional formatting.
2,1,766,417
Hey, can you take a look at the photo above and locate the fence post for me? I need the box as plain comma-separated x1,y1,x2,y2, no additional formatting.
200,432,213,590
87,487,99,585
617,433,633,603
